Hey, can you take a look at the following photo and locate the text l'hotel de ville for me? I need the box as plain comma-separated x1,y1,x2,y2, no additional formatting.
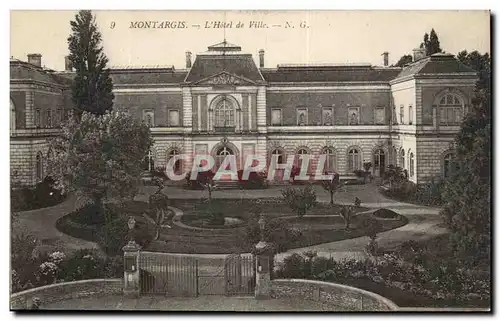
124,20,309,29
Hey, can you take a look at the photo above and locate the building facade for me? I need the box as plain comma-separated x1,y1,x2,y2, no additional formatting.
10,42,478,186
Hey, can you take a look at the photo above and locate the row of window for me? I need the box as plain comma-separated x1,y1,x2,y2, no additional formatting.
398,105,414,125
270,106,387,126
34,108,69,128
143,109,180,127
141,93,465,129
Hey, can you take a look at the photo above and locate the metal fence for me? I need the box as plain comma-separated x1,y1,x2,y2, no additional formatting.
138,251,255,297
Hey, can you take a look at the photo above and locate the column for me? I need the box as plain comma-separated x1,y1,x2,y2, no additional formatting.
256,86,267,133
254,241,273,299
182,87,193,133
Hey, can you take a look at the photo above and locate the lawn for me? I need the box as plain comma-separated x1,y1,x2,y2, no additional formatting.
56,198,408,254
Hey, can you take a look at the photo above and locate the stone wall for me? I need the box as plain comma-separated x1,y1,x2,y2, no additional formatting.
270,279,398,311
10,279,123,310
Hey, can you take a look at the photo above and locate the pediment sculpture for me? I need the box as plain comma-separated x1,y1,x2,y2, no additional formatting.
202,73,245,86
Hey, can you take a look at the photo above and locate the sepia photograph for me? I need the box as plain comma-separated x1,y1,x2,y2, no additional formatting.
9,9,491,312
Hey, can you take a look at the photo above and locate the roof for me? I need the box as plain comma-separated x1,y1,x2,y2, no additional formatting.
185,54,264,83
395,53,477,80
261,65,401,83
10,60,72,86
110,69,188,85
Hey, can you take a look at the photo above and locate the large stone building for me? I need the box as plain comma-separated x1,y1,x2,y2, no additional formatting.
10,41,478,186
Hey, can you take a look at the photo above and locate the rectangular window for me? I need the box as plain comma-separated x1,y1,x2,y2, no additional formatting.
46,110,52,128
271,108,282,126
57,109,62,126
296,107,308,126
322,107,333,125
400,105,404,124
409,105,413,125
348,107,360,125
143,109,155,127
440,107,463,125
35,109,41,128
374,107,385,125
169,110,180,127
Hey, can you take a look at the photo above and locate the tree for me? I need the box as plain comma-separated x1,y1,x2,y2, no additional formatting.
321,172,344,205
440,50,491,262
420,28,442,56
47,111,152,220
339,198,362,230
148,177,169,240
281,185,317,218
394,54,413,67
68,10,114,118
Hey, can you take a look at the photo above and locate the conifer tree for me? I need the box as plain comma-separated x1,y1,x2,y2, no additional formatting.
68,10,114,119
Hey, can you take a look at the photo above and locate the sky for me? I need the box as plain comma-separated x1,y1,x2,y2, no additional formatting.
10,10,490,70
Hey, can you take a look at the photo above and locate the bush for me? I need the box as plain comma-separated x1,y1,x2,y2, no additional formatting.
237,170,267,189
185,170,215,190
11,177,66,212
382,179,444,207
281,185,317,218
275,251,490,304
246,213,302,254
58,249,105,282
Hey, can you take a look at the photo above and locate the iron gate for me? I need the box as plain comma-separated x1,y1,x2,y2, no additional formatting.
138,251,255,297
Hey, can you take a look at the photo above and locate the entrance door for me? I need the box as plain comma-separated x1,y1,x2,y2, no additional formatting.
215,146,235,179
374,149,386,177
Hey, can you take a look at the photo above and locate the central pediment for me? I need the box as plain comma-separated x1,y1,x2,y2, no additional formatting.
192,71,256,86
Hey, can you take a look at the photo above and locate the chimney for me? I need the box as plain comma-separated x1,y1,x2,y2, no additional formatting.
64,55,73,71
382,52,389,67
186,51,192,68
27,53,42,67
258,49,265,68
413,48,426,62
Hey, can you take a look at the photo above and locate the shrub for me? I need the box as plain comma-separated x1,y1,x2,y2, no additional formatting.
281,185,317,218
246,214,302,254
279,253,307,279
58,249,105,282
373,208,399,219
237,170,267,189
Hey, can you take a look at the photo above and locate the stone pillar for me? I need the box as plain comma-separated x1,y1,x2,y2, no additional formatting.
254,241,273,299
122,241,141,297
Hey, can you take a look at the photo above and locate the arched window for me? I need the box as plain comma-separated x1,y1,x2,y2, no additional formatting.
215,146,234,169
142,150,154,172
296,148,310,172
10,99,15,132
399,149,405,169
214,97,235,127
168,149,182,174
35,152,43,182
439,93,464,125
270,148,286,164
443,152,454,178
373,149,386,176
322,148,336,173
409,152,415,177
347,148,361,172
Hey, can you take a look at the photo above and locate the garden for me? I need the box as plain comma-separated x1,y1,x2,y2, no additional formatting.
55,184,408,255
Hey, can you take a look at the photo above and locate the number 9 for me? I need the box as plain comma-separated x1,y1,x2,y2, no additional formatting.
110,21,116,29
